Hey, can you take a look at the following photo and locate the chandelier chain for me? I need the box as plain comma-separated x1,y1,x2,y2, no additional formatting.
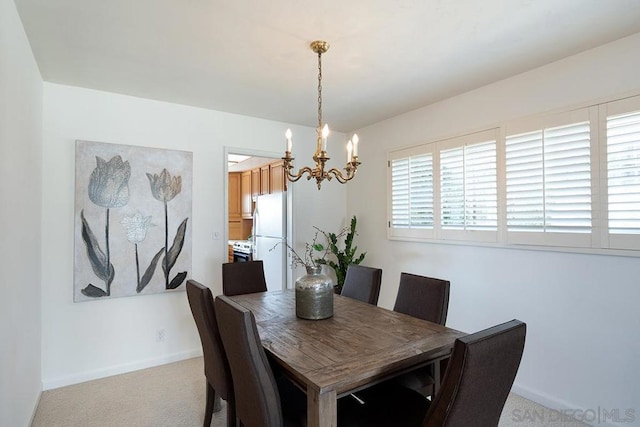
317,51,323,131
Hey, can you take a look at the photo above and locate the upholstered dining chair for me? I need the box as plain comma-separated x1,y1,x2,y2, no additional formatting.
340,264,383,305
221,260,268,296
186,280,236,427
215,295,376,427
214,295,293,426
356,319,527,427
394,273,450,324
392,273,451,398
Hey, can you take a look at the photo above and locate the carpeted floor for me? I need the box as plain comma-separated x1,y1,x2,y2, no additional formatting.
32,357,587,426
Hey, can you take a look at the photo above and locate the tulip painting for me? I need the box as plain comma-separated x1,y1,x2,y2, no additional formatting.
147,169,189,290
74,140,192,302
80,155,131,298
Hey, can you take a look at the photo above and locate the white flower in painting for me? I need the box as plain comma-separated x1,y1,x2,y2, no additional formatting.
121,212,154,244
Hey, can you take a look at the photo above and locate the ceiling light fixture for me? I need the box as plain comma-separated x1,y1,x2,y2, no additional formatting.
282,40,360,190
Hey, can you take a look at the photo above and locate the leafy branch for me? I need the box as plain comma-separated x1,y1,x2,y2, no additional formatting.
316,216,366,293
270,227,330,269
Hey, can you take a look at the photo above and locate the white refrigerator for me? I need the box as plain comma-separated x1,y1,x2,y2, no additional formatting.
252,192,287,291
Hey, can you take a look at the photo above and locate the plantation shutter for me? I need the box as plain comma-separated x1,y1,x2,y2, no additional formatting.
390,154,433,229
607,109,640,234
440,139,497,231
440,146,464,229
506,121,591,234
464,141,498,229
505,131,544,231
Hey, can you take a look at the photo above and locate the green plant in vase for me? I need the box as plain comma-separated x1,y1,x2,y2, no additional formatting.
317,216,366,294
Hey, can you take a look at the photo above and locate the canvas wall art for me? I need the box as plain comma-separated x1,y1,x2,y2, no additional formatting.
74,140,193,302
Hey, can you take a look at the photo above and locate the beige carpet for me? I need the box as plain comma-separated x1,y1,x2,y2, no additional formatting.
32,357,587,427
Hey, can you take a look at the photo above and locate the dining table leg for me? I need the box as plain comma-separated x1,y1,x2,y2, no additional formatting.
307,388,337,427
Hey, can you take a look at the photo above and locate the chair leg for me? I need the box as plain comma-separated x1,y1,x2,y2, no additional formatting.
204,382,222,427
226,399,237,427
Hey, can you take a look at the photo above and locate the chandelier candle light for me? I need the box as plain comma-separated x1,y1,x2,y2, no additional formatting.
283,40,361,190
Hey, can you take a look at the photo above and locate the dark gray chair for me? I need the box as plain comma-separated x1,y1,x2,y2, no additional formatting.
215,295,376,427
423,319,526,426
186,280,236,427
355,319,527,427
340,264,382,305
392,273,451,397
394,273,450,324
222,260,268,296
214,295,290,427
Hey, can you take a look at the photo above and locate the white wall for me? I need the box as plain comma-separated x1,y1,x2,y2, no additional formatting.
0,0,43,425
350,33,640,425
41,83,346,389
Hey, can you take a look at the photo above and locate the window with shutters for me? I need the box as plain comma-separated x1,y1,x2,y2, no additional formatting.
439,130,498,242
387,94,640,255
388,147,434,239
505,108,593,247
388,130,497,243
601,95,640,250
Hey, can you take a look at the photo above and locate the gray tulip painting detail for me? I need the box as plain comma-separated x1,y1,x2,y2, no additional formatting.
147,169,189,290
121,212,164,293
81,155,131,298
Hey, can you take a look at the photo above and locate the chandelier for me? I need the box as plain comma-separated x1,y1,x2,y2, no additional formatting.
282,40,360,190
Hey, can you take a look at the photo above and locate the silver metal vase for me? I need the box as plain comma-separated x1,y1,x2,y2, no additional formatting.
295,265,334,320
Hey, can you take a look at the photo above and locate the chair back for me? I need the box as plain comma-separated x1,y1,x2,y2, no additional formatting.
423,319,526,427
340,264,382,305
186,280,233,402
215,295,283,427
222,260,268,296
393,273,450,325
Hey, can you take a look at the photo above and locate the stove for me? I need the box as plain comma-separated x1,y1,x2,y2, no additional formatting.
232,241,253,262
232,241,253,254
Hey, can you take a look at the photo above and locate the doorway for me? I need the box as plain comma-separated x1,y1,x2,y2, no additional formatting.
224,147,293,290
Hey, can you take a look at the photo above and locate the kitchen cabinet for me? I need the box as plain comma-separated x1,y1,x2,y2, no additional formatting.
251,168,260,198
229,220,242,240
228,172,241,220
241,171,252,219
229,172,243,240
270,160,285,193
260,165,270,195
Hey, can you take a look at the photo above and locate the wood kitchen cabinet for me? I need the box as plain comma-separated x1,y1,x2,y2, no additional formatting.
260,165,270,195
241,171,252,219
270,160,285,193
255,161,285,196
228,172,243,240
251,168,260,198
228,172,241,220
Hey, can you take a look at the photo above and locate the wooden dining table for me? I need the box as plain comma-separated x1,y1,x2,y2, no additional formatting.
229,289,466,427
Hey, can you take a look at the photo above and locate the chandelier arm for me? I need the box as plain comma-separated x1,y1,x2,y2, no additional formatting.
285,166,314,183
326,167,355,184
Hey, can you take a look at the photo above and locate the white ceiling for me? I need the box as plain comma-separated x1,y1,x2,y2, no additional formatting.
14,0,640,132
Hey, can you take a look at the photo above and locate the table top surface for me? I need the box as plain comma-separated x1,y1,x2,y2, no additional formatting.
229,289,466,396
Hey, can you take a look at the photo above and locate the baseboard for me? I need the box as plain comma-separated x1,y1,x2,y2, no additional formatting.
29,386,43,426
42,348,202,390
511,383,631,427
